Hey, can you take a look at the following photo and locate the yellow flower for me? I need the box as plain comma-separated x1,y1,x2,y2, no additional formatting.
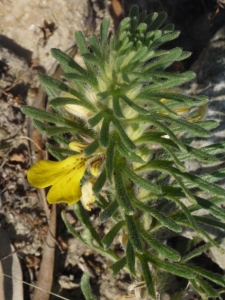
27,142,104,206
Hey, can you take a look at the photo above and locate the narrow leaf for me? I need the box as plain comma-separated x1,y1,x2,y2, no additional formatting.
126,240,136,275
124,166,161,194
84,139,99,156
106,139,114,181
102,220,125,249
125,214,143,253
116,138,144,163
74,202,102,246
186,264,225,287
99,117,111,147
114,171,134,215
145,252,195,279
112,117,136,151
139,225,181,262
51,48,87,75
100,19,110,59
81,273,98,300
197,278,222,299
92,169,107,194
88,111,104,127
112,97,124,118
131,196,182,233
147,11,167,31
109,257,127,276
100,200,119,223
137,253,156,299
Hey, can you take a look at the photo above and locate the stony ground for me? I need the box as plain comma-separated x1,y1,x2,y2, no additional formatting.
0,1,225,299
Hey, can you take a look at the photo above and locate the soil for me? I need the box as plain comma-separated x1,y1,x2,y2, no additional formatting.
0,1,225,300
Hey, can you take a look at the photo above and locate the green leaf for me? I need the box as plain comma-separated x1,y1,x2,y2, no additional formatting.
137,253,156,299
126,240,136,275
125,214,143,253
88,111,105,128
129,5,139,19
75,31,96,75
81,273,98,300
186,264,225,287
61,211,84,242
82,53,104,70
147,11,167,31
116,138,144,163
139,91,207,107
105,139,114,181
129,46,148,64
21,106,66,125
124,166,161,194
102,220,125,249
174,168,225,199
112,97,124,118
100,19,110,59
194,216,225,232
128,116,187,152
99,117,111,147
146,72,195,91
139,225,181,262
114,171,134,215
44,126,79,136
196,278,222,299
172,173,196,203
200,141,225,156
131,196,182,233
92,169,107,194
145,252,196,279
136,22,147,33
46,149,64,160
50,97,96,112
195,197,225,222
109,256,127,276
138,10,147,23
181,243,212,263
63,72,97,88
39,73,83,100
100,200,119,223
178,145,219,163
144,48,182,71
112,117,136,151
89,35,102,60
96,194,108,208
159,31,180,44
145,12,158,28
84,139,99,156
121,95,149,115
162,23,174,33
51,48,87,75
46,143,77,156
74,202,102,246
161,114,211,138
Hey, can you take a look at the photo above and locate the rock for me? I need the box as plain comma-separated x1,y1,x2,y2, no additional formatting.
0,0,110,72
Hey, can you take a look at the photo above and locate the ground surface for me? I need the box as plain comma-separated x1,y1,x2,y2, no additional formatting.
0,1,225,300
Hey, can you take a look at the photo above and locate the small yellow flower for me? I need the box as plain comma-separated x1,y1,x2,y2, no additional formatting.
27,142,104,206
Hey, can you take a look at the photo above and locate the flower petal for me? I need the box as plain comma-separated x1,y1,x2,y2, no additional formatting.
27,159,69,188
80,181,95,210
47,160,87,205
89,156,104,177
69,141,88,153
